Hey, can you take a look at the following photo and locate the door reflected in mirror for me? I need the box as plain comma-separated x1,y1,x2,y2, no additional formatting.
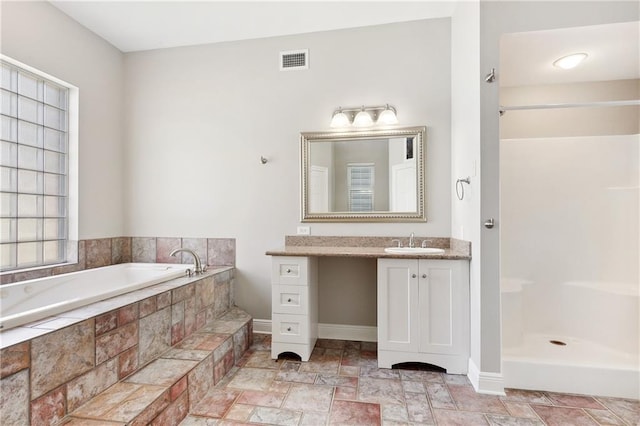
301,126,426,222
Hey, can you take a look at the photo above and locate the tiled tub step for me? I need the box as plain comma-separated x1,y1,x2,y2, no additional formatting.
64,308,252,425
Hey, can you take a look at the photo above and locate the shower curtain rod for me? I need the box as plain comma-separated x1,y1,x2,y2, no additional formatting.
500,99,640,113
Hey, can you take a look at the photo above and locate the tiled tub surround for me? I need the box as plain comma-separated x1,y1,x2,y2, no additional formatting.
0,267,252,425
64,308,252,425
0,236,236,285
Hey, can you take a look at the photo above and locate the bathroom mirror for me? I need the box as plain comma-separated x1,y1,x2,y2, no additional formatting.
301,126,426,222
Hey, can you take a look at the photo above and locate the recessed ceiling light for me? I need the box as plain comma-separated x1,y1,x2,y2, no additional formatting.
553,53,588,70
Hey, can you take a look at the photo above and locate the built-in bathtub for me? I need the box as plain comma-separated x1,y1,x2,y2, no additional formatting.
501,278,639,399
0,263,191,331
0,263,245,425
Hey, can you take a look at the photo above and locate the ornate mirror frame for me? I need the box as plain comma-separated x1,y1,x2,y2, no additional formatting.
300,126,426,222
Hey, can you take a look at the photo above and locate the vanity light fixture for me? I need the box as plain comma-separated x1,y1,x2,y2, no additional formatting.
353,106,374,127
329,108,351,128
377,104,399,125
329,104,398,128
553,52,588,70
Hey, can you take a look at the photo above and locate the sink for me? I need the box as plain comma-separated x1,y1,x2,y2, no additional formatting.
384,247,445,254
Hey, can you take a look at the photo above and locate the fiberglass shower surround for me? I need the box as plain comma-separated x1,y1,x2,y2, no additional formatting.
499,131,639,399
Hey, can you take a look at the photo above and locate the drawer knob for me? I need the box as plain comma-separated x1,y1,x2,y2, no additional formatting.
286,268,291,273
412,274,417,278
287,327,292,331
287,298,292,302
422,274,428,279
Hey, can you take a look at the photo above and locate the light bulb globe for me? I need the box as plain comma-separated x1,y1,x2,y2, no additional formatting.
330,111,351,128
353,110,374,127
377,107,398,125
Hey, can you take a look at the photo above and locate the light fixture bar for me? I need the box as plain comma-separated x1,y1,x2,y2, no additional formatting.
330,104,398,128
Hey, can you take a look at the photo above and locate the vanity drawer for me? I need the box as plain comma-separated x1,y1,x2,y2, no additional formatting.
272,285,308,315
271,256,309,285
272,313,309,344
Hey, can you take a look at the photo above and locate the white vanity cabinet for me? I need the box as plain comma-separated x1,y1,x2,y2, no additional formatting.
270,256,318,361
377,258,469,374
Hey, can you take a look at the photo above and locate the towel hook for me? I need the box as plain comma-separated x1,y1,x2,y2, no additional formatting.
456,177,471,200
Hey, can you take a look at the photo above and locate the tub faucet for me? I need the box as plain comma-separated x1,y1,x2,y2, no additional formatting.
169,248,206,274
409,232,415,248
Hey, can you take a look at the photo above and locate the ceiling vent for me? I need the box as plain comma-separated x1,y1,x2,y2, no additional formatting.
280,49,309,71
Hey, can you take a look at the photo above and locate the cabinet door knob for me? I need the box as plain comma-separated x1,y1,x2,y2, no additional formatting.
422,274,428,279
412,274,417,278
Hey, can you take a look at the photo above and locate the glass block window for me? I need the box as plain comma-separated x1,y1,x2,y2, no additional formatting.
347,163,374,212
1,59,70,271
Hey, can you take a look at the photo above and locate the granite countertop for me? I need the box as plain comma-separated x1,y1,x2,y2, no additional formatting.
266,236,471,260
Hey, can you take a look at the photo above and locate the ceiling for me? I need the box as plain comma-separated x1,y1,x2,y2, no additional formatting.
500,21,640,87
50,1,639,87
49,1,457,52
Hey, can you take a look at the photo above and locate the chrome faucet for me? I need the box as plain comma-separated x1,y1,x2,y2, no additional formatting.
169,248,206,274
408,232,415,248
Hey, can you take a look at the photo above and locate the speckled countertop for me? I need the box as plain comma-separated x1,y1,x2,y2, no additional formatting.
266,236,471,260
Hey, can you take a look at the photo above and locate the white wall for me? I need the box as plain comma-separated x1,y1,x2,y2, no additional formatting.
451,0,482,379
123,19,452,321
0,1,125,239
478,0,639,377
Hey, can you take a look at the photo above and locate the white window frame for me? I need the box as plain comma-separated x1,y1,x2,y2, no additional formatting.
347,162,375,212
1,55,78,272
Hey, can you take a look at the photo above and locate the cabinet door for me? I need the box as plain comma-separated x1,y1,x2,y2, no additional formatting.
377,258,419,352
418,260,466,355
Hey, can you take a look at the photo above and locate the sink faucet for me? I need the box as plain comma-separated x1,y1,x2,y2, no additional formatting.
170,248,205,274
409,232,415,248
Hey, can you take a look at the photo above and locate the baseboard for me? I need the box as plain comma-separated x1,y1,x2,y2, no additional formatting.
252,320,377,342
252,319,272,334
467,358,505,395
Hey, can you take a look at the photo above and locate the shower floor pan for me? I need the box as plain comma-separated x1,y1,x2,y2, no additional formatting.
502,333,639,399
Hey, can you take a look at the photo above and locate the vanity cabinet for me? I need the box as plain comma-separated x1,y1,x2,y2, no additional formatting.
270,256,318,361
377,258,469,374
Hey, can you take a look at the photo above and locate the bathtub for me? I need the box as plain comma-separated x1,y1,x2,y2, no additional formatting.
501,279,639,399
0,263,192,331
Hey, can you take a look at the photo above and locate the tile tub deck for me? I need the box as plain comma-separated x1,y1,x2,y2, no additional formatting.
65,308,252,425
0,267,250,425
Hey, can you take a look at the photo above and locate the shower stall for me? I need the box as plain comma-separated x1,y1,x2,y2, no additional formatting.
499,23,639,399
500,132,639,399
